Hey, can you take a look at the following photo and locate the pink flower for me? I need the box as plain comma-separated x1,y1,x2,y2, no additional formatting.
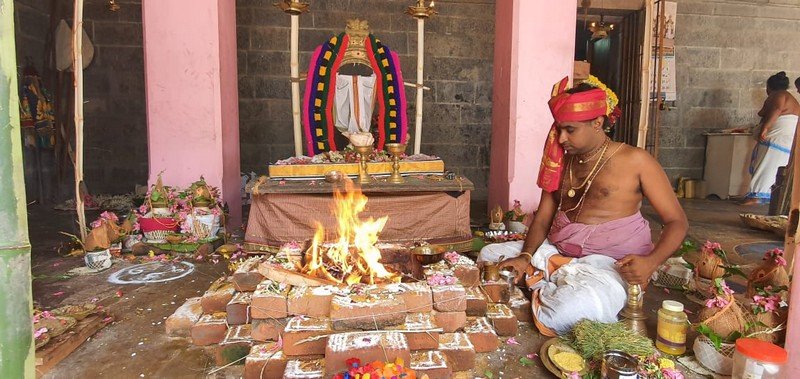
506,337,520,345
34,327,48,339
764,248,787,266
661,368,685,379
568,372,581,379
705,296,730,309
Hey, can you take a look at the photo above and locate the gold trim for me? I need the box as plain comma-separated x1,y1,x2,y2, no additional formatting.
560,100,607,114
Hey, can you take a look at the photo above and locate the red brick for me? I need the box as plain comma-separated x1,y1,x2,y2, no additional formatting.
201,277,236,314
191,312,228,346
215,325,253,366
251,318,286,342
481,281,510,303
165,297,202,337
410,350,453,379
244,343,288,379
251,281,291,319
438,333,476,372
325,332,411,375
453,264,480,287
282,316,332,356
391,313,440,351
287,286,337,317
465,287,488,317
432,285,467,312
486,303,518,336
233,257,266,292
330,292,405,330
433,311,467,333
465,317,499,353
509,289,532,323
383,282,433,313
226,291,252,325
284,359,325,379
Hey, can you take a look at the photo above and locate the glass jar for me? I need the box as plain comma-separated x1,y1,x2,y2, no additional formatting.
732,338,787,379
656,300,688,355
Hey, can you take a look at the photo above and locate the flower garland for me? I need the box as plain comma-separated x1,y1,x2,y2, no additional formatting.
582,75,621,125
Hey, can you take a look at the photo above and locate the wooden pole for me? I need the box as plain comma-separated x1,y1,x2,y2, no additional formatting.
72,0,87,241
290,14,303,156
413,17,425,155
652,0,666,159
637,0,654,149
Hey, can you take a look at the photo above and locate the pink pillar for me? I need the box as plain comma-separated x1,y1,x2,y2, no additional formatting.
142,0,242,227
488,0,577,214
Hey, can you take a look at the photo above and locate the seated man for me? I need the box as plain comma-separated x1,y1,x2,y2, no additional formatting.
479,78,688,336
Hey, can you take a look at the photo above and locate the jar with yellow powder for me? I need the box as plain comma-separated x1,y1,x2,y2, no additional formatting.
656,300,688,355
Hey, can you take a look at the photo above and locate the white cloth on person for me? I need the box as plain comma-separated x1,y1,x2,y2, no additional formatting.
478,240,626,335
335,74,377,134
747,114,798,201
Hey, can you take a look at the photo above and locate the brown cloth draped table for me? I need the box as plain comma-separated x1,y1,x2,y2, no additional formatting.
244,176,474,252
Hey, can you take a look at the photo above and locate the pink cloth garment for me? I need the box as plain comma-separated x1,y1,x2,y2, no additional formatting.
548,211,653,260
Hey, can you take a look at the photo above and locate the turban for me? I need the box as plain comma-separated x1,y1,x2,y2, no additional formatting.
536,77,609,193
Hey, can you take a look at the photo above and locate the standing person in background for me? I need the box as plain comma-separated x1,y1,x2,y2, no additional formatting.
742,72,800,205
795,76,800,95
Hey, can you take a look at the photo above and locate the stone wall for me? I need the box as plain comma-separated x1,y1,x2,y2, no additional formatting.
659,0,800,183
13,0,147,199
236,0,496,199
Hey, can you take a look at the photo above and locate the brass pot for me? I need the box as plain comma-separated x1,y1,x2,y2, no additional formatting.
412,245,444,265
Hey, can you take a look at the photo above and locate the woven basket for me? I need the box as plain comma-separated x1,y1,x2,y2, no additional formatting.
653,258,692,289
84,249,112,271
747,309,788,344
143,229,171,243
693,334,735,375
697,296,747,338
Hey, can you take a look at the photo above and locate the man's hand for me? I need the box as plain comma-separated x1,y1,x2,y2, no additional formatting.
616,255,659,286
499,256,532,284
760,127,770,142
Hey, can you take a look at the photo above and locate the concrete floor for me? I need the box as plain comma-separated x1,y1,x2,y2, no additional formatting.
30,198,779,378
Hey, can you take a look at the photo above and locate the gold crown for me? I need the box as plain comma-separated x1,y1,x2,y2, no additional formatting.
341,19,371,67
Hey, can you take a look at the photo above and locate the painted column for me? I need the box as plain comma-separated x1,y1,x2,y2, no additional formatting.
0,0,35,376
488,0,577,213
142,0,242,227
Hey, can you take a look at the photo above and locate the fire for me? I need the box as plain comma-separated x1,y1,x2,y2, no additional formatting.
302,179,399,285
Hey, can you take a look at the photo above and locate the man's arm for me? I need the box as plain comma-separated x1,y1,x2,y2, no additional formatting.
501,190,558,283
617,150,688,285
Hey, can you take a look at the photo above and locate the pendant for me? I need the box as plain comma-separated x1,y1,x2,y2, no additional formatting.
567,189,576,198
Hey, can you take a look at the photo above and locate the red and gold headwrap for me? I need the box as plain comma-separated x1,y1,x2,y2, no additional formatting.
536,77,610,192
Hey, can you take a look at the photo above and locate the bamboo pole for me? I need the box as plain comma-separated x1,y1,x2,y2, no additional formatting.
72,0,87,241
413,17,425,155
652,0,666,159
637,0,654,149
0,0,36,376
290,14,303,156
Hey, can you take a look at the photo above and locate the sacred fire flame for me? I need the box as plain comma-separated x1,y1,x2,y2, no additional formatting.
302,179,399,285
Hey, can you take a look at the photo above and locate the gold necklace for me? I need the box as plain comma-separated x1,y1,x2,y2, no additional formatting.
567,142,609,198
560,144,624,217
578,138,610,164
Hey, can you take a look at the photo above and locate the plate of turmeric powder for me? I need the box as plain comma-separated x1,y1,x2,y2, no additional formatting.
540,338,587,378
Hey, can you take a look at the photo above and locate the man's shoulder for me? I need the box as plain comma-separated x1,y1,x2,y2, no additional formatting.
614,143,652,161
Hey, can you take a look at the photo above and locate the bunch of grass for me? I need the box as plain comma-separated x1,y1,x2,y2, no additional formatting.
562,320,655,360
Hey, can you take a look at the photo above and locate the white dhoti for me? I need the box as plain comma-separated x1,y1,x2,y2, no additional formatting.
747,114,798,202
334,73,377,134
478,241,626,336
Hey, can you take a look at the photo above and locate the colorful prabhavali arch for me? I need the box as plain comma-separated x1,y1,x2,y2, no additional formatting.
302,32,408,156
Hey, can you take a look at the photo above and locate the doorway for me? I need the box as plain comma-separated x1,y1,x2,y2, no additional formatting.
575,1,648,147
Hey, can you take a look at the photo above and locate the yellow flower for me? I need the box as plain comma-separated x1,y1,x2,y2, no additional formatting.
582,75,619,115
658,358,675,369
